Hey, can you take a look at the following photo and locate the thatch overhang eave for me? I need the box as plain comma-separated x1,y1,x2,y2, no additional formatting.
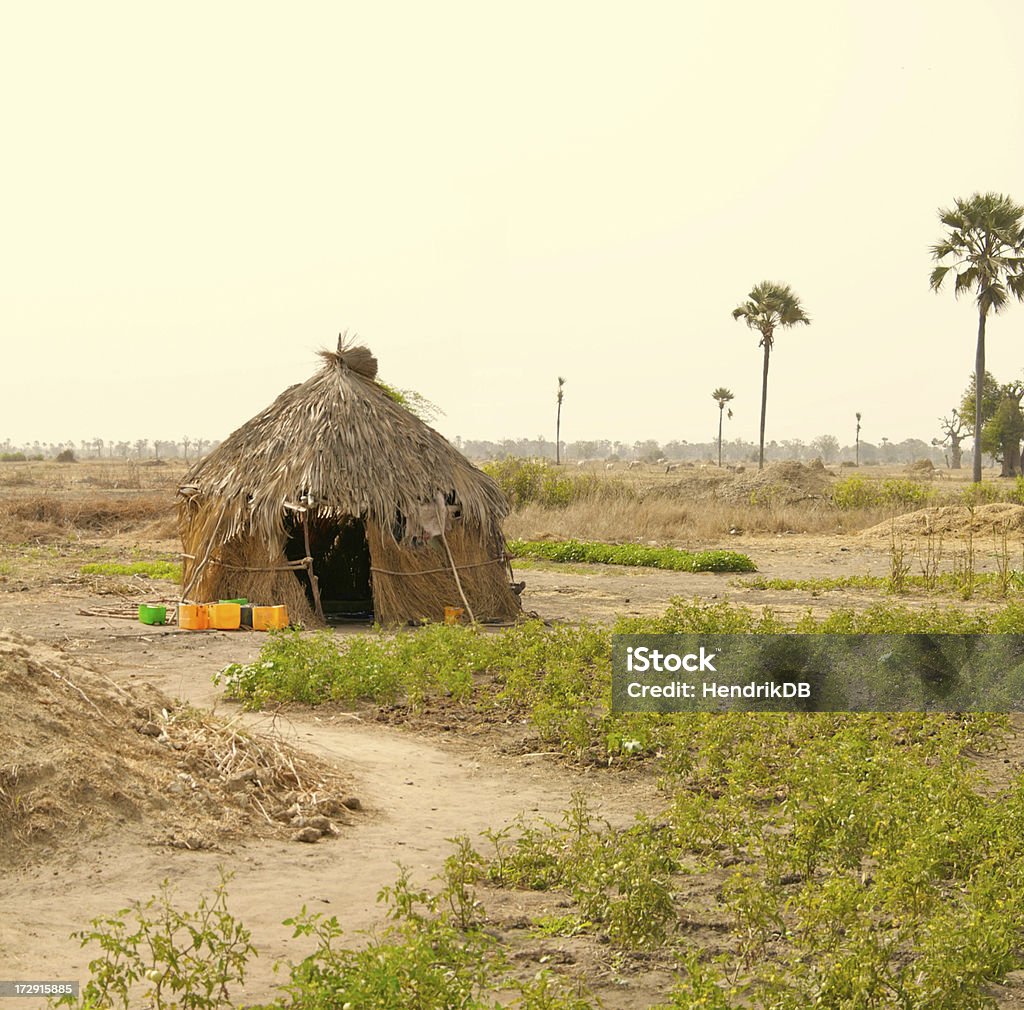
178,345,512,539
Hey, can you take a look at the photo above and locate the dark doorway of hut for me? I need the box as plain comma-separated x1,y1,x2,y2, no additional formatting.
284,514,374,623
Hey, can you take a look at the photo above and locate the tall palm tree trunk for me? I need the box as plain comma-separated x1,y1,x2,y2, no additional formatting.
758,343,771,470
718,406,724,467
974,310,987,483
556,401,562,465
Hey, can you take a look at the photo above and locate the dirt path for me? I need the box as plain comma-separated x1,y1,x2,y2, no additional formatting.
0,605,656,1007
1,716,611,1005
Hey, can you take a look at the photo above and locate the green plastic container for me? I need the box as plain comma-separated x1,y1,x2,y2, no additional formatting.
219,598,248,605
139,604,167,625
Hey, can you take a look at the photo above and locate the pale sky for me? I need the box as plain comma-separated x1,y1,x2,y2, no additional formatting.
4,1,1024,451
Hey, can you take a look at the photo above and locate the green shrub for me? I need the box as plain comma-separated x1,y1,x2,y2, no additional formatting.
272,864,505,1010
54,872,255,1010
831,475,876,509
959,481,1006,505
509,539,756,573
878,478,932,508
481,457,634,509
484,796,678,949
832,476,933,510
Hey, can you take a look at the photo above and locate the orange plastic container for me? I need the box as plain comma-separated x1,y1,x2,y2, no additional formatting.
252,605,289,630
178,604,210,630
208,602,241,630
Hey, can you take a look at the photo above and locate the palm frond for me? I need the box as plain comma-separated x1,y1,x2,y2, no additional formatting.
732,281,810,337
929,264,951,290
982,280,1008,315
1007,271,1024,301
952,267,979,298
931,191,1024,312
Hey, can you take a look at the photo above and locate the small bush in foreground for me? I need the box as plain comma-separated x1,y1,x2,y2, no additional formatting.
509,539,756,573
53,871,254,1010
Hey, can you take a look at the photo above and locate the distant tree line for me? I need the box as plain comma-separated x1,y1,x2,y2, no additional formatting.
0,431,978,469
454,435,958,467
0,437,221,462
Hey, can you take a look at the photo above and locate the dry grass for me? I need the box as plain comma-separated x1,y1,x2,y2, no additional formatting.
499,462,1015,544
0,493,176,542
504,496,898,544
0,459,187,493
0,629,353,864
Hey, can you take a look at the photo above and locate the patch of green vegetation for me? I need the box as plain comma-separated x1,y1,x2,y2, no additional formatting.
219,599,1024,767
833,475,936,510
486,795,678,949
476,713,1023,1004
737,571,1024,597
217,623,610,756
737,574,885,592
956,476,1024,505
482,457,635,509
529,913,594,938
55,861,599,1010
630,596,1024,635
79,560,182,580
271,867,504,1010
509,539,756,573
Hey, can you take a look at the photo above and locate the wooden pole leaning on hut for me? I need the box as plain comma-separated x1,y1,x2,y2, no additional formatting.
435,501,475,624
302,510,325,624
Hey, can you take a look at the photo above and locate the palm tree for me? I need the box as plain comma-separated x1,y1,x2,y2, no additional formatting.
555,377,566,464
711,387,734,466
931,192,1024,483
732,282,810,470
855,412,862,466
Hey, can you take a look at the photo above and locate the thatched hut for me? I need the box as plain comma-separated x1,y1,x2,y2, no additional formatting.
177,339,522,625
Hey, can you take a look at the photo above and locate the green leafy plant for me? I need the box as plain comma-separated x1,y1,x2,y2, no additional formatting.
79,560,182,580
482,457,636,509
508,539,756,573
483,795,677,950
273,864,502,1010
53,872,255,1010
832,475,934,510
440,834,485,929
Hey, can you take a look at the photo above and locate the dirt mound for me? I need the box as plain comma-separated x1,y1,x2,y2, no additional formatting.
861,503,1024,540
714,461,835,506
0,630,354,867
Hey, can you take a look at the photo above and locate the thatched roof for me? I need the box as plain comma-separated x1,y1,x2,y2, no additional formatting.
179,338,509,543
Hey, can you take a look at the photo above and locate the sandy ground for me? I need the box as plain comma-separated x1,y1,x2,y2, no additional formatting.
2,520,1023,1007
0,579,666,1007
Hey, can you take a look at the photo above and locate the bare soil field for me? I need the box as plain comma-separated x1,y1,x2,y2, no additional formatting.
2,459,1024,1008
